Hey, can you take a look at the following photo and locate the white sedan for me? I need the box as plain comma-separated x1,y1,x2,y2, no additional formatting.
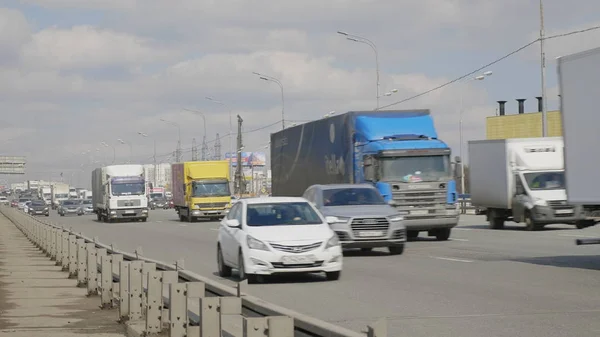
217,197,343,283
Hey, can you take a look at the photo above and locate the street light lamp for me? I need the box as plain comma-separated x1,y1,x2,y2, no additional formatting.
323,110,336,118
160,118,182,162
337,31,380,109
101,141,116,164
458,71,493,199
117,138,133,163
252,72,285,129
138,132,157,186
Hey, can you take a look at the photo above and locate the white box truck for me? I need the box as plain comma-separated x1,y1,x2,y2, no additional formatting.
92,165,149,222
558,46,600,244
468,137,587,230
51,183,70,210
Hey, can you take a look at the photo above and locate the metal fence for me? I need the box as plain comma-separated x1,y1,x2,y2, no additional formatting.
0,206,385,337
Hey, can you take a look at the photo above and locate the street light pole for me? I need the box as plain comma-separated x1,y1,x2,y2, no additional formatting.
138,132,157,187
459,71,493,199
183,108,209,160
205,97,234,182
539,0,548,137
252,72,285,129
337,31,380,110
160,118,182,162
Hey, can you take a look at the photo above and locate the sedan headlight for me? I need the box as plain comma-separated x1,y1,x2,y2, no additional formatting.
533,198,548,207
325,234,340,249
388,214,405,222
246,235,269,251
44,207,49,211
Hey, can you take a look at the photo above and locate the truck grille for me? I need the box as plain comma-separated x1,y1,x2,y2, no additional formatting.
350,218,389,238
117,199,141,207
269,242,322,253
392,189,447,207
547,200,569,208
196,202,228,209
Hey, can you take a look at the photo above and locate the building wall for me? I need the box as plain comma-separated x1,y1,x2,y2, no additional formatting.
486,110,562,139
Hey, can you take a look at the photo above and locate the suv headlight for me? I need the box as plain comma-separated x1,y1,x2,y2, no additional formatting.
333,216,350,223
246,235,269,251
533,198,548,207
325,234,340,249
388,214,405,222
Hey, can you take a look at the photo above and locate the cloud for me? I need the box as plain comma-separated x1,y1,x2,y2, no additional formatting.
17,0,135,10
0,8,31,65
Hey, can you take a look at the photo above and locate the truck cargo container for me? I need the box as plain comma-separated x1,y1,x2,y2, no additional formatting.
172,161,231,222
558,45,600,245
469,137,586,230
270,110,459,240
51,183,69,210
91,165,149,222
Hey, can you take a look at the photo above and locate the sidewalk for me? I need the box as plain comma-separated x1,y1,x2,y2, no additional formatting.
0,212,129,337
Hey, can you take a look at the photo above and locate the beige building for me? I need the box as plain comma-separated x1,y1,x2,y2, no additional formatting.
486,98,563,139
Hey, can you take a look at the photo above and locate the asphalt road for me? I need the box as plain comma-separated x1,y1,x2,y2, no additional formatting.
41,209,600,337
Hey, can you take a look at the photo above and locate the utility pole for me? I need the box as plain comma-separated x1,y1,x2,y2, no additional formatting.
540,0,548,136
201,136,209,161
191,138,198,161
235,115,245,195
214,133,221,160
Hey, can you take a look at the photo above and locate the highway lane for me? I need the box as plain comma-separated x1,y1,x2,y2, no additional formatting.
43,210,600,337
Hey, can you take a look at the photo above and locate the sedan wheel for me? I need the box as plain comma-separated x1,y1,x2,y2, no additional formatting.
238,252,258,284
217,246,232,277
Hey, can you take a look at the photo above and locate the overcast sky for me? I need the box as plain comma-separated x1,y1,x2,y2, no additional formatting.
1,0,599,187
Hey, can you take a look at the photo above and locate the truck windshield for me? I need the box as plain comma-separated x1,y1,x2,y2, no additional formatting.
523,171,565,190
380,155,450,182
192,181,230,197
322,188,386,206
111,182,145,196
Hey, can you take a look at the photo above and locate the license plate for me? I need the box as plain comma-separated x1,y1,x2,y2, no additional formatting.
410,210,428,215
555,209,573,214
281,255,316,264
125,210,135,214
205,211,218,214
358,231,384,237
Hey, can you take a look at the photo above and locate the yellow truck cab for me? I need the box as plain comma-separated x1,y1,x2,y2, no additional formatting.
171,161,232,222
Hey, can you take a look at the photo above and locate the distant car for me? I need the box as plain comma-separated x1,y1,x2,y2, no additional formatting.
10,199,18,208
149,197,168,210
217,197,343,283
23,201,32,213
28,200,49,216
58,199,82,216
17,198,31,210
0,196,9,206
76,199,94,215
167,198,174,209
302,184,406,255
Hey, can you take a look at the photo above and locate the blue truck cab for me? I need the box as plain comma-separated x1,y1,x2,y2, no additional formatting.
270,109,459,241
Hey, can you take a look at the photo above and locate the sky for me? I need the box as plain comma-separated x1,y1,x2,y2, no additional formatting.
1,0,600,187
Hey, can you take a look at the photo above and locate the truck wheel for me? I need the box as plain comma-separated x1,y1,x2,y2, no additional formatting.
434,228,451,241
141,218,147,222
96,213,101,221
524,211,541,231
179,214,185,222
388,244,404,255
575,220,594,229
488,209,505,229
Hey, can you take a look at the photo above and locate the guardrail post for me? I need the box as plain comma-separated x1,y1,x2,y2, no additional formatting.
128,261,144,322
55,230,63,264
76,239,87,287
141,262,156,316
112,254,123,306
237,280,248,297
100,255,113,308
169,282,187,337
86,243,98,295
44,226,50,254
119,261,131,322
266,317,294,337
68,235,77,277
145,271,162,334
61,231,69,269
217,297,242,337
366,319,387,337
160,271,178,329
185,282,205,337
50,228,57,260
243,317,268,337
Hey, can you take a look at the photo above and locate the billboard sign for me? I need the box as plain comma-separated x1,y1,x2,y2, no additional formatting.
225,152,266,166
0,156,26,174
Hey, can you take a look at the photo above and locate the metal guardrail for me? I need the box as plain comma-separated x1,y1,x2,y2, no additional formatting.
459,197,481,215
0,206,386,337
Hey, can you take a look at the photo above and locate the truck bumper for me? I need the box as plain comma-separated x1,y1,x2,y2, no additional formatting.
402,216,459,231
109,208,149,219
531,206,585,224
189,208,228,218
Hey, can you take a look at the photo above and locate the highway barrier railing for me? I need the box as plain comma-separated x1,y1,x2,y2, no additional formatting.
0,206,387,337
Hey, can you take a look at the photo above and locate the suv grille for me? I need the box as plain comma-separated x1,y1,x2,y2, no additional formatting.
196,202,228,209
270,242,322,253
350,218,389,239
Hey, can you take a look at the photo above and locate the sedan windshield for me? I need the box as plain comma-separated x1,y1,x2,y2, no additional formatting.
31,201,46,206
322,188,386,206
18,198,30,202
62,200,80,206
246,202,322,226
82,200,92,205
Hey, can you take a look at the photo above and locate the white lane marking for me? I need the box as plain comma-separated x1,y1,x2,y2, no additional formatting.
558,234,598,238
450,238,469,242
179,224,188,227
156,221,162,223
209,228,219,231
454,228,472,231
429,256,473,263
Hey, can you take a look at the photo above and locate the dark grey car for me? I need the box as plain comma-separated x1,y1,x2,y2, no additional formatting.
302,184,407,255
28,200,49,216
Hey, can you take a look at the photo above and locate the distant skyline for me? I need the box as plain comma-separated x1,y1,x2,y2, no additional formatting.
2,0,600,186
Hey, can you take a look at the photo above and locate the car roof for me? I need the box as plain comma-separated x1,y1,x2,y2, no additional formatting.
310,183,377,191
243,197,308,205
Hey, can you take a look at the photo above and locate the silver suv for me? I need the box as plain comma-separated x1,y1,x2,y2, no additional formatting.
302,184,407,255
